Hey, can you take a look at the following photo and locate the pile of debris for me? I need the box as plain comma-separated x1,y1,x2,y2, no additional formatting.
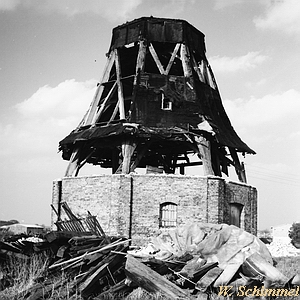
1,223,300,299
0,231,132,299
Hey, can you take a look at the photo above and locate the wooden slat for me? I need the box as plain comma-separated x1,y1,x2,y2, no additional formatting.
122,139,137,174
195,136,214,176
149,43,166,75
87,50,116,125
115,49,125,119
108,98,120,123
129,143,149,172
135,40,146,77
190,53,205,83
125,255,189,299
229,148,247,183
64,147,81,177
165,43,180,75
180,44,193,77
93,81,117,123
197,267,223,291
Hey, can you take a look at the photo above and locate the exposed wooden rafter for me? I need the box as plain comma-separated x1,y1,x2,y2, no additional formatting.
84,51,116,126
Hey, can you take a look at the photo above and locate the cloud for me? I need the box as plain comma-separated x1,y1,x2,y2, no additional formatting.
0,0,142,21
0,79,97,157
254,0,300,35
223,89,300,135
0,0,21,10
213,0,267,10
209,52,269,73
213,0,244,9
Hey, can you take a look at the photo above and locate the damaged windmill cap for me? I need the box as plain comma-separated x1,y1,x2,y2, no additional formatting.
59,16,255,182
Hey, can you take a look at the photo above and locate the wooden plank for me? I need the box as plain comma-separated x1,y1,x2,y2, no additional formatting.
94,80,117,123
149,43,166,75
180,44,193,77
80,251,126,297
195,136,214,176
125,255,190,299
197,267,223,291
130,143,149,172
213,264,240,287
64,147,81,177
135,40,147,76
108,98,120,123
49,238,130,269
122,139,137,174
229,148,247,183
115,49,125,119
165,43,180,75
85,51,116,126
94,278,132,299
190,52,205,83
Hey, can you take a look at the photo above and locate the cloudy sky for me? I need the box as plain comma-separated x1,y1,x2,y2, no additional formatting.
0,0,299,229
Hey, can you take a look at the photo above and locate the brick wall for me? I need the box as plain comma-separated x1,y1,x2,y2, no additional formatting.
52,174,257,245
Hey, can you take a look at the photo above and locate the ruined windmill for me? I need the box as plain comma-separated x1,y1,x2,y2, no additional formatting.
59,16,255,181
54,17,257,241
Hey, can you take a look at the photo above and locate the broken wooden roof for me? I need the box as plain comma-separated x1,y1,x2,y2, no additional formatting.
59,17,255,178
109,16,206,56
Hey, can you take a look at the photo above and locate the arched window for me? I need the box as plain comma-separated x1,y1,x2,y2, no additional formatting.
159,202,177,228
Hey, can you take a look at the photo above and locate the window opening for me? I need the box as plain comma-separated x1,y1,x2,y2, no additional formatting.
161,93,172,111
159,202,177,228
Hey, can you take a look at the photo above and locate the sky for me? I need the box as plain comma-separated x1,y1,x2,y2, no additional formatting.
0,0,299,230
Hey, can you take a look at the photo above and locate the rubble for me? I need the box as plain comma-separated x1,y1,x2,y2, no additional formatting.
0,222,299,299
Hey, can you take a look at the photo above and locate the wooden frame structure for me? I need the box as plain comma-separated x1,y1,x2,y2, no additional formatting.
59,17,255,182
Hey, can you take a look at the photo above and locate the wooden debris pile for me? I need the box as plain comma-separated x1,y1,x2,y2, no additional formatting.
19,233,131,299
1,222,300,299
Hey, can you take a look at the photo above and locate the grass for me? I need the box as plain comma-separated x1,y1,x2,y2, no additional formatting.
0,253,47,296
0,254,299,300
274,256,300,279
0,253,84,300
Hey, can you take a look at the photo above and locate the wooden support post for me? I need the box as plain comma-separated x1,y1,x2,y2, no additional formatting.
115,49,125,119
74,148,96,177
93,81,117,123
180,165,185,175
135,40,147,78
84,51,116,126
180,44,193,77
65,147,81,177
195,136,215,176
129,143,149,172
202,60,209,85
229,148,247,183
211,143,222,177
129,40,147,119
190,52,205,83
149,43,165,75
165,43,180,75
149,43,180,76
121,139,137,174
112,148,120,174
